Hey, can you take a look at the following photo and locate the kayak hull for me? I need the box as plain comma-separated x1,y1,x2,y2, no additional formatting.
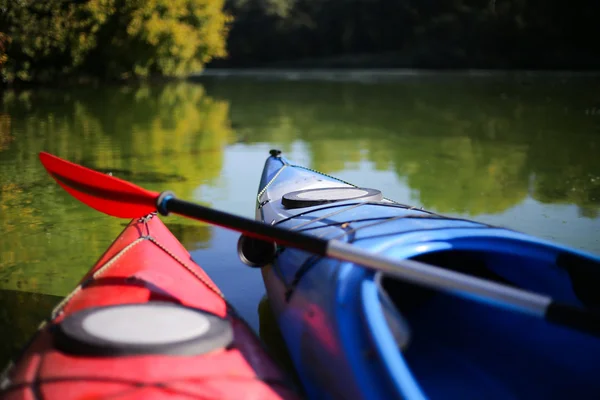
2,214,298,400
256,151,600,400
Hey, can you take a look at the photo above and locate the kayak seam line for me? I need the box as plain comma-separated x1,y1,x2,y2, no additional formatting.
350,225,498,246
49,233,226,321
146,237,225,299
291,216,439,234
288,202,366,231
271,201,440,229
330,214,454,241
50,237,148,319
257,165,289,205
141,213,225,300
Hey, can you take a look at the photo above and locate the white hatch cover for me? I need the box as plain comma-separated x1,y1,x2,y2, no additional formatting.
282,187,383,209
54,301,233,356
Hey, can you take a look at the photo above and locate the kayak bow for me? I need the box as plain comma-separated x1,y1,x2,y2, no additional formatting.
255,149,600,400
37,152,600,337
0,215,298,399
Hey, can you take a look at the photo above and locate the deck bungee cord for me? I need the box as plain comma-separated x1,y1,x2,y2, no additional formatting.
35,151,600,341
254,150,600,400
1,153,303,400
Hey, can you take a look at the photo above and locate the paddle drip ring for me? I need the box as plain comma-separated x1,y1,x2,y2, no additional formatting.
237,234,278,268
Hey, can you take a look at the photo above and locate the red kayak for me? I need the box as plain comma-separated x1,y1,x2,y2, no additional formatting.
0,214,299,399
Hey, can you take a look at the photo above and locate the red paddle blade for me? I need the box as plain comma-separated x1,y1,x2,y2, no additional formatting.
39,152,160,218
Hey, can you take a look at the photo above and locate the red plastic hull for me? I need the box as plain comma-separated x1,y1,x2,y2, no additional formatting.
1,215,298,400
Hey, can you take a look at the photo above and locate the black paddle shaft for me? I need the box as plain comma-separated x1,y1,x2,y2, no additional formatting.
161,195,329,256
39,152,600,339
161,194,600,339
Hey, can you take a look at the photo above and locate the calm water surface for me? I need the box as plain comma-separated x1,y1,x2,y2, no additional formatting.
1,74,599,365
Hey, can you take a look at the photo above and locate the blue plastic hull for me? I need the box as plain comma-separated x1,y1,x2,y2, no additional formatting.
255,152,600,400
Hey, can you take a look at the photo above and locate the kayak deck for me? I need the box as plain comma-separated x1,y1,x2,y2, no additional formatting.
1,214,298,399
256,151,600,399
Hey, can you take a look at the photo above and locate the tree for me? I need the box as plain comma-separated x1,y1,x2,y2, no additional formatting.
0,0,231,84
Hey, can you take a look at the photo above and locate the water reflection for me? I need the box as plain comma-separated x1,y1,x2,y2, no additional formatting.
0,289,61,364
1,75,599,368
258,294,304,392
0,113,11,151
0,83,233,296
164,222,213,250
199,76,600,218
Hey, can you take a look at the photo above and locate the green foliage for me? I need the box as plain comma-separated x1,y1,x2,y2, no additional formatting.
198,76,600,216
0,82,233,294
0,0,112,82
0,0,230,84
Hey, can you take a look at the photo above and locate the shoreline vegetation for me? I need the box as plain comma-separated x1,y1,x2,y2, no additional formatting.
237,51,600,72
1,0,600,88
0,0,230,87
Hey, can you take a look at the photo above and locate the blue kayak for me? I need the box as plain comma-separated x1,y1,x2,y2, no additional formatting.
251,150,600,400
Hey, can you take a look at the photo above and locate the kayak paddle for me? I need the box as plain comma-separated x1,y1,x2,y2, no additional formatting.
39,151,600,338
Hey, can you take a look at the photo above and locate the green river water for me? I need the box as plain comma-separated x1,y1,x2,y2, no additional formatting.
1,73,599,366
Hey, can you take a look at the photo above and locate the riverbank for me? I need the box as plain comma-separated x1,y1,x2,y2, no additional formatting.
189,68,600,84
